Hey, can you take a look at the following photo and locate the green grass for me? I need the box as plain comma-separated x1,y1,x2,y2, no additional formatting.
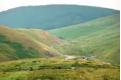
49,14,119,39
0,58,119,80
0,26,59,62
15,28,67,48
0,68,119,80
49,14,120,64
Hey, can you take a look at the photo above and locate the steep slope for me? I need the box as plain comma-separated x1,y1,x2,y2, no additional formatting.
0,26,59,62
0,5,119,30
49,14,120,64
15,28,66,48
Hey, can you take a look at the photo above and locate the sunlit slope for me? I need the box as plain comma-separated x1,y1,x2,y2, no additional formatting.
49,14,119,39
0,5,119,30
0,26,59,62
0,58,119,80
49,14,120,64
15,29,66,48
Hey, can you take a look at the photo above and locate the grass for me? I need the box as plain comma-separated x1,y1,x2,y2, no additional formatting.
0,68,119,80
49,14,120,64
0,26,59,62
15,28,67,48
0,58,119,80
49,14,119,39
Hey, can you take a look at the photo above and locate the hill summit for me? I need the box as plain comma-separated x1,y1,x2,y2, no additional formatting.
0,5,119,30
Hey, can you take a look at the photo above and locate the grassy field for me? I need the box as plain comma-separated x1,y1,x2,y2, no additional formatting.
0,58,120,80
49,14,120,64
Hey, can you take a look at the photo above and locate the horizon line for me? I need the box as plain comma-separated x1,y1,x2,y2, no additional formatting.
0,4,120,12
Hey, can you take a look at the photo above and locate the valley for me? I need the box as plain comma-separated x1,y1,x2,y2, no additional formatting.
0,5,120,80
49,14,120,64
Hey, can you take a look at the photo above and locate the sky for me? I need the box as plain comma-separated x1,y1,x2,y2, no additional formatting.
0,0,120,12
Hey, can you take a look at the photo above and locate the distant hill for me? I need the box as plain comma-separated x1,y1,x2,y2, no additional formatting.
49,14,120,64
0,5,119,30
0,26,59,62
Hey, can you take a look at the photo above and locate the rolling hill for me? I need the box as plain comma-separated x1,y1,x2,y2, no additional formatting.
0,5,119,30
49,14,120,64
0,26,59,62
15,28,66,48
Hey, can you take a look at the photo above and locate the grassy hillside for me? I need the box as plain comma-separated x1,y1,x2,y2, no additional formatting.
15,28,66,48
0,26,59,62
49,14,120,64
0,58,119,80
0,5,119,30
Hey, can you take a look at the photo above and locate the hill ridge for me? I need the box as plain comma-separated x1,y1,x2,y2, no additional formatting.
0,5,119,30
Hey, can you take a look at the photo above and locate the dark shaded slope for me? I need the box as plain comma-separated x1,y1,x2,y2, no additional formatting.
0,5,119,30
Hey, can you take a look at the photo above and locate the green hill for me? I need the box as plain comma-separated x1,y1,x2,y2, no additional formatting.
0,26,59,62
49,14,120,64
0,5,119,30
15,28,66,48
